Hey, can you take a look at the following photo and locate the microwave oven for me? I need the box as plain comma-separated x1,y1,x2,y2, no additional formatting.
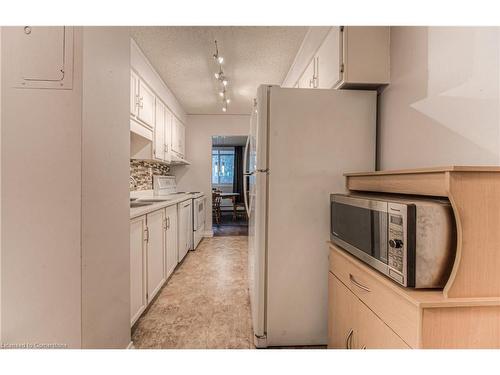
330,193,456,288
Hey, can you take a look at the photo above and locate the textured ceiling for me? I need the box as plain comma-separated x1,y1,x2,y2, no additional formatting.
131,27,307,115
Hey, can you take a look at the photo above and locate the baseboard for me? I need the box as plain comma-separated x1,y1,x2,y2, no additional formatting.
203,230,214,238
126,341,135,349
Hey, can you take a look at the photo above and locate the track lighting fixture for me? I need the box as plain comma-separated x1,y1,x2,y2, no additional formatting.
213,40,230,112
213,40,224,64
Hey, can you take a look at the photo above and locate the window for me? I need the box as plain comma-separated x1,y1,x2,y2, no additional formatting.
212,147,235,185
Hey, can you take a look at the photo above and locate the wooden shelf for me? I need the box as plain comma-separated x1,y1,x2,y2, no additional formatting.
344,166,500,299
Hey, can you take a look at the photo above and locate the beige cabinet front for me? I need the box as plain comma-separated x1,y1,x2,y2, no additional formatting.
328,273,358,348
329,272,409,349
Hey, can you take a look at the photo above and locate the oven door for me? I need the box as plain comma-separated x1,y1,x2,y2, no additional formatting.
330,195,389,275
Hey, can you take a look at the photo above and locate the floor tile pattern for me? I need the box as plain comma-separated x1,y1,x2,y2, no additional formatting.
132,236,254,349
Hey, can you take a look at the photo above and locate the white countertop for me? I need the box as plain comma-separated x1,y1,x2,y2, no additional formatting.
129,190,205,219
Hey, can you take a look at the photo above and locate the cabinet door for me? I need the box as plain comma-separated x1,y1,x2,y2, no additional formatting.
164,108,173,162
178,120,185,158
328,273,358,349
171,116,179,154
178,201,191,262
154,99,166,161
146,210,166,302
130,216,147,326
137,79,156,128
316,27,343,89
130,71,139,117
187,200,193,250
297,58,315,89
357,300,410,349
165,205,178,278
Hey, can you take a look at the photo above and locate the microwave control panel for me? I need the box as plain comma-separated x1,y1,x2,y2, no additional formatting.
388,214,404,273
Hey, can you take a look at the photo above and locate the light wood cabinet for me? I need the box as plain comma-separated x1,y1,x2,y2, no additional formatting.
329,272,408,349
296,26,390,90
165,205,178,278
335,167,500,349
130,216,147,326
146,210,166,302
356,295,409,349
328,273,357,349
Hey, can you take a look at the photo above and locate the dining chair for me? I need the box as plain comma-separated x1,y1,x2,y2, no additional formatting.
212,191,222,225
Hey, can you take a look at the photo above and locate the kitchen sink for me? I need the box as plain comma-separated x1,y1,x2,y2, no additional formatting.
130,202,153,208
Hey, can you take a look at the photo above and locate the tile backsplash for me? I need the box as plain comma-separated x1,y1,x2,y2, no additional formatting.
130,160,171,191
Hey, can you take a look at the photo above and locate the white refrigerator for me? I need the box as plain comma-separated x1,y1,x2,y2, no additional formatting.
243,86,376,347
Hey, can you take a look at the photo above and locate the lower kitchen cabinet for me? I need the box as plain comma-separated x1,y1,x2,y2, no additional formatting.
146,209,166,303
328,272,409,349
177,200,192,262
328,273,358,349
165,205,178,278
130,216,147,326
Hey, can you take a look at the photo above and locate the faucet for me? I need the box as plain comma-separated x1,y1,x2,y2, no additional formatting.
130,176,138,190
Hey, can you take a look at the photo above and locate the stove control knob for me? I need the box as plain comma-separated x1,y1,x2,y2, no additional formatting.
389,239,403,248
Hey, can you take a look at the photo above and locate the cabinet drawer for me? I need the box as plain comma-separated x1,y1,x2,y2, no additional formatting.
329,244,419,347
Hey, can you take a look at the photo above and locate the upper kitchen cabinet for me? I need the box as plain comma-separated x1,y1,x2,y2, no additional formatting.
171,116,186,159
297,57,316,89
137,79,156,128
130,70,139,117
130,70,155,140
154,98,172,163
295,26,390,90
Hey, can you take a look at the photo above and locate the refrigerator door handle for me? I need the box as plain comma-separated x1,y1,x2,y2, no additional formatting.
243,135,251,217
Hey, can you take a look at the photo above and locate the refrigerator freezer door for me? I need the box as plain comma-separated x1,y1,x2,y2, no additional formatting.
265,87,376,346
248,87,270,346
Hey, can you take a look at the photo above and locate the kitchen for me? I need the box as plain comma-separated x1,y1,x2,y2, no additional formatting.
1,1,500,372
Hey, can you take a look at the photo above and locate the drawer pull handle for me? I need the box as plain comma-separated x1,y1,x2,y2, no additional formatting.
345,328,354,349
349,274,371,292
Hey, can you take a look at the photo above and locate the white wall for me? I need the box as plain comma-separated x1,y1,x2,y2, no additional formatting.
1,27,131,348
131,39,186,124
1,27,83,347
173,114,250,233
81,27,131,349
379,27,500,169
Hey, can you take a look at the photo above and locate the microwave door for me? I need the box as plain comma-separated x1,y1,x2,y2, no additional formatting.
331,196,388,266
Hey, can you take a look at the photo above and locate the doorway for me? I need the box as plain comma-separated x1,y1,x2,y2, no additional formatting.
211,135,249,236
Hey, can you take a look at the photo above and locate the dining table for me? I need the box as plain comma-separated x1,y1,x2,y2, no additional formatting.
219,192,240,221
